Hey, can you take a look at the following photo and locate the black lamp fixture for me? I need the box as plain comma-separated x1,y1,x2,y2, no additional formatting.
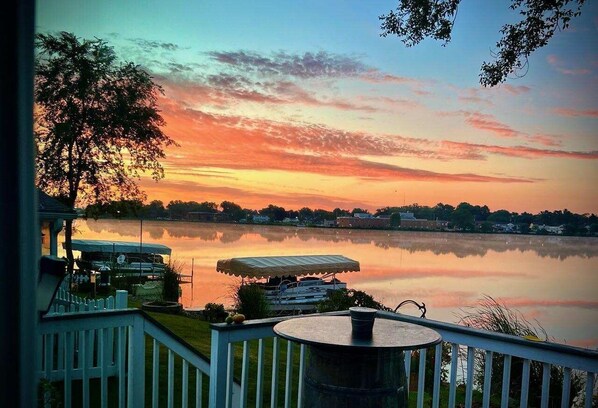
37,255,68,314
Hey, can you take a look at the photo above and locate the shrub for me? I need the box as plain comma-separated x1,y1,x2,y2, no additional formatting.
316,289,392,312
233,284,270,319
162,262,181,302
203,303,228,323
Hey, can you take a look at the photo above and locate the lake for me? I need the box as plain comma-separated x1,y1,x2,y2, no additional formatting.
64,219,598,349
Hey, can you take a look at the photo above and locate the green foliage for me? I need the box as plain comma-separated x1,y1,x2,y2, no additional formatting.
162,262,181,302
38,378,62,408
379,0,587,86
457,296,582,406
203,303,228,323
317,289,392,312
233,284,270,319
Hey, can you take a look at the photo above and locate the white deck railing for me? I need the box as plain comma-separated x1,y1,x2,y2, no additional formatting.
209,311,598,408
38,309,597,408
38,309,212,408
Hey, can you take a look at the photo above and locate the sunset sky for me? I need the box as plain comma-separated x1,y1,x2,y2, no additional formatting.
37,1,598,214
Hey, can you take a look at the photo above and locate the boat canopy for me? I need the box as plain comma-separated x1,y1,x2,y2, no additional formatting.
68,239,172,255
216,255,360,278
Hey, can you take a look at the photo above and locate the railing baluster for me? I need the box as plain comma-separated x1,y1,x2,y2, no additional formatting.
449,343,458,408
168,349,175,408
240,341,250,407
405,349,412,398
482,350,493,408
117,326,126,408
81,331,89,408
64,331,73,408
256,338,265,408
584,371,594,408
501,355,512,408
271,337,280,408
561,367,571,408
466,346,474,408
297,344,306,408
225,342,235,408
153,339,160,408
541,362,551,408
196,368,203,408
414,348,424,408
182,359,189,408
432,343,442,408
285,341,294,408
100,328,108,408
520,359,530,408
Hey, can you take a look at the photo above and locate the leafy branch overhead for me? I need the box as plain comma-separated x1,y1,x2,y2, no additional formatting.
379,0,586,86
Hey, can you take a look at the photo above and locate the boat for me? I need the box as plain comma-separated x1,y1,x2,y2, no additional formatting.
67,239,172,278
216,255,360,311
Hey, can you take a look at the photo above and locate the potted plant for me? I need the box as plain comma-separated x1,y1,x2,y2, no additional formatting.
141,262,182,314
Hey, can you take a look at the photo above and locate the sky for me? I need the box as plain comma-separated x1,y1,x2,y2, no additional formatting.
36,1,598,214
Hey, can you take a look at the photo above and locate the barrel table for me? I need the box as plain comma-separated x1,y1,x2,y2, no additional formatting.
274,315,441,408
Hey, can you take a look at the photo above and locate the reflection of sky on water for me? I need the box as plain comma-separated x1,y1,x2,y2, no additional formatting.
66,219,598,349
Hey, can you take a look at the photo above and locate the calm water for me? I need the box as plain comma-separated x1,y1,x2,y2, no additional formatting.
63,219,598,349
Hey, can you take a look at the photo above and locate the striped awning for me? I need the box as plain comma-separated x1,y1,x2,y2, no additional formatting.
216,255,360,278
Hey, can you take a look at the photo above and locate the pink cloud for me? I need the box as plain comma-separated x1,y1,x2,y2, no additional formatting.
551,107,598,118
442,140,598,160
464,112,521,138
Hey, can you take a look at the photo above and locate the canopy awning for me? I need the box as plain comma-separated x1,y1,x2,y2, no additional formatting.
68,239,172,255
216,255,360,279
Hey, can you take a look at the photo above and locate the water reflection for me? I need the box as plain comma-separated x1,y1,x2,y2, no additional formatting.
72,219,598,349
84,220,598,260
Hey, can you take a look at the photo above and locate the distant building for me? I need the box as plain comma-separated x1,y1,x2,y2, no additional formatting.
322,220,336,227
399,212,447,230
252,215,270,223
353,212,373,219
283,217,299,224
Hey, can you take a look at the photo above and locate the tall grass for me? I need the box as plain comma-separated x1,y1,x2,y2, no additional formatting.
457,295,581,407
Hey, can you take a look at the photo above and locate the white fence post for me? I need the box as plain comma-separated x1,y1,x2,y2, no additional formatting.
208,329,230,408
116,290,128,309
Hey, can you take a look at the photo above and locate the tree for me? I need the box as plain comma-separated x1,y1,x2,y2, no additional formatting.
379,0,587,86
35,32,175,271
220,201,245,221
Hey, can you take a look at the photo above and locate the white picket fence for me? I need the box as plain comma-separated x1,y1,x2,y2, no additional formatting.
39,289,130,404
49,287,128,314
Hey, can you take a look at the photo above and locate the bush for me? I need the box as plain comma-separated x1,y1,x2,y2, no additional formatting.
162,262,181,302
203,303,228,323
316,289,392,312
233,284,270,319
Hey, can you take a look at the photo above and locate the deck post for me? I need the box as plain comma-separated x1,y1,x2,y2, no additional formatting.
208,328,230,408
127,314,145,408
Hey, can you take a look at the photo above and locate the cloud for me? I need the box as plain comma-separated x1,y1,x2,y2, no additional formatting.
206,50,369,78
442,141,598,160
551,107,598,118
546,54,592,76
156,99,534,183
464,112,521,138
129,38,180,52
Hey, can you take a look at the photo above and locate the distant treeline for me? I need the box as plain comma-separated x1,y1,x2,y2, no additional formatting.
84,200,598,235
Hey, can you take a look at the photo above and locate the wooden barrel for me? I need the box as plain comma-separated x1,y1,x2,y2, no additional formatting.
303,344,407,407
